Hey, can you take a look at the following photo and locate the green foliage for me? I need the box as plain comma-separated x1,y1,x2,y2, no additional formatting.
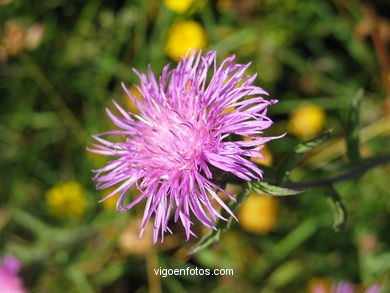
276,130,333,185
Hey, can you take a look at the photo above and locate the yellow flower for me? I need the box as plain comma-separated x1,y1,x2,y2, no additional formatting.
165,20,207,61
217,0,232,12
238,193,277,234
45,181,87,219
288,103,325,139
164,0,207,14
164,0,194,13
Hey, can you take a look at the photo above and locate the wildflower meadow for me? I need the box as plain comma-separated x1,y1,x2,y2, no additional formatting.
1,0,389,292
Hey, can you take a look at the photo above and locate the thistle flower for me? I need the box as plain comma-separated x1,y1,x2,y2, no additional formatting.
0,255,27,293
89,50,283,243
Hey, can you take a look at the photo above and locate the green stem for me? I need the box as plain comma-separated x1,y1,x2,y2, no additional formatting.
286,153,390,189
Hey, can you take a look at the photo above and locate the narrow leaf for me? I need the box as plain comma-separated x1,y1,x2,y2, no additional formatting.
248,181,303,196
276,130,333,184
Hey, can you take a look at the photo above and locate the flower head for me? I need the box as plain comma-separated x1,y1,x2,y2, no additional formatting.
89,50,283,242
0,255,27,293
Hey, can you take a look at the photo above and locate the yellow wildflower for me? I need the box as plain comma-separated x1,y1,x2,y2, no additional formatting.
164,0,207,14
164,0,194,13
288,103,325,139
165,20,207,61
238,193,277,234
45,181,87,219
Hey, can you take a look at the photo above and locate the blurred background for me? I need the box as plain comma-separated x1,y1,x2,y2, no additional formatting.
1,0,389,292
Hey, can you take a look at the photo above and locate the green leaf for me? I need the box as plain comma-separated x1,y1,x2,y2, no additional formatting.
248,181,303,196
346,89,363,162
326,185,347,231
187,190,250,256
188,180,302,255
276,130,333,185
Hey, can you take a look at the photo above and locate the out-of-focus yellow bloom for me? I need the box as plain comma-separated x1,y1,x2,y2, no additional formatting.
164,0,207,14
243,137,273,166
165,20,207,61
164,0,194,13
238,193,277,234
308,278,331,293
288,103,325,139
45,181,87,219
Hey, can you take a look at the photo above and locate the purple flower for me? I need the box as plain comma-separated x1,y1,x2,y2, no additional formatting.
313,281,381,293
0,255,27,293
89,50,283,242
